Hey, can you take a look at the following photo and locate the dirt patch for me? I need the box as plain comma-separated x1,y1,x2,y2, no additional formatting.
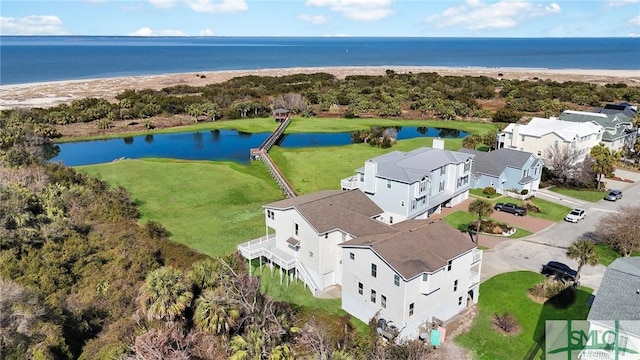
429,305,477,360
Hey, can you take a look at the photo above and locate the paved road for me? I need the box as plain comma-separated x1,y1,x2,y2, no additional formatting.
481,169,640,294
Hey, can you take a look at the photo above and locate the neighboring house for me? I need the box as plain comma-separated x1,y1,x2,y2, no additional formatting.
458,148,543,196
497,117,603,163
341,139,474,224
341,219,481,339
580,257,640,360
237,190,483,340
594,102,638,119
559,110,637,152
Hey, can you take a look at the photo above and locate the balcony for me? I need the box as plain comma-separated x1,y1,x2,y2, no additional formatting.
341,175,359,190
469,271,480,286
472,248,482,264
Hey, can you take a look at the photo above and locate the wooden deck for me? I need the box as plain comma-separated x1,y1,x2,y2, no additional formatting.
251,116,297,198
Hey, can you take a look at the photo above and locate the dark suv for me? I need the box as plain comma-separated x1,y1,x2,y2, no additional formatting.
541,261,577,282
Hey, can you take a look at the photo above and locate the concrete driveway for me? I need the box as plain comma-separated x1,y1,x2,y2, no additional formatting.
443,168,640,294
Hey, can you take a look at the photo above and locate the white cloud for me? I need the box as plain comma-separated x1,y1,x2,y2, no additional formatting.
298,14,328,25
306,0,394,21
149,0,247,13
149,0,177,8
200,28,214,36
425,0,561,31
628,14,640,25
185,0,248,13
128,27,186,36
0,15,69,35
608,0,639,7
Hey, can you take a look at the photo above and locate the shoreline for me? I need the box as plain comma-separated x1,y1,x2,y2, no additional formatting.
2,65,639,110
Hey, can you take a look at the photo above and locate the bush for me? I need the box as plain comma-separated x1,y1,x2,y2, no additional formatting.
483,187,496,195
524,202,540,213
520,189,529,195
492,107,523,123
145,220,168,239
492,312,518,333
529,278,571,299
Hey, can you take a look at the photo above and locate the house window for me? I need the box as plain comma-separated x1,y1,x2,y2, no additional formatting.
421,196,426,205
371,289,376,303
419,178,427,193
389,216,394,224
458,296,463,306
422,273,428,282
409,303,414,316
394,274,400,287
439,181,445,192
454,279,458,292
349,252,355,260
440,166,446,175
411,199,416,210
325,233,328,239
309,251,313,257
342,233,346,241
386,179,392,189
294,223,299,236
358,282,363,295
464,160,471,172
447,260,452,271
401,200,405,207
371,264,377,278
537,150,541,156
359,174,364,182
381,295,387,309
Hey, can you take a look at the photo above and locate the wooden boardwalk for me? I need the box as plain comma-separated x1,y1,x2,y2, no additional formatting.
251,117,297,198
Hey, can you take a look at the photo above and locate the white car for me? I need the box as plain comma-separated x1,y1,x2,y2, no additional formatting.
564,208,586,223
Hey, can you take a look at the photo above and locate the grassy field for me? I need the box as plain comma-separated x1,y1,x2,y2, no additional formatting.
59,117,499,142
595,243,640,265
270,137,464,194
77,158,284,257
456,271,593,360
547,186,606,203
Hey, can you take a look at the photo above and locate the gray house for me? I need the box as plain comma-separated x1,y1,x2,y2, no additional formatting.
559,110,637,152
341,139,474,223
580,257,640,360
459,148,543,197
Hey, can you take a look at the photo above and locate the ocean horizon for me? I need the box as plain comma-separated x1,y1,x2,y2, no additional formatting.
1,36,639,85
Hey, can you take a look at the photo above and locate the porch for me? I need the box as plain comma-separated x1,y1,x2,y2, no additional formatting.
237,234,321,295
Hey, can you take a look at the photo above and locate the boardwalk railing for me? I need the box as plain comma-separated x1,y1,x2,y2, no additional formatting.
251,115,297,198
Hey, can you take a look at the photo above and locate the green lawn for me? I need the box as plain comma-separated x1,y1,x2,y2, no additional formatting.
547,186,606,203
456,272,593,360
76,158,284,257
443,211,533,240
469,188,501,199
527,197,572,222
270,137,463,195
595,243,640,266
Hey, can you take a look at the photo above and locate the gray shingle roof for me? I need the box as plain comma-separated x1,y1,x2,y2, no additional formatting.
559,110,634,142
588,257,640,323
368,147,474,183
265,189,394,237
341,219,476,279
458,148,539,178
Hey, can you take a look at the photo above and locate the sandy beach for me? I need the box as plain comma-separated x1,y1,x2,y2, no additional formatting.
1,66,639,110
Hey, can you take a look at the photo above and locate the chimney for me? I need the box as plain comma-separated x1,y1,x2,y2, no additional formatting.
432,137,445,150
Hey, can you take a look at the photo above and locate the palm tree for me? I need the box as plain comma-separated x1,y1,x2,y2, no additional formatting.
468,199,494,244
229,328,264,360
193,288,240,335
566,238,600,286
138,266,193,323
270,344,295,360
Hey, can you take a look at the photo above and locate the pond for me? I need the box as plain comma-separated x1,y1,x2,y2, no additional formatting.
52,127,468,166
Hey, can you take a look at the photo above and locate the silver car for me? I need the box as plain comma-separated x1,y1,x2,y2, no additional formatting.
604,190,623,201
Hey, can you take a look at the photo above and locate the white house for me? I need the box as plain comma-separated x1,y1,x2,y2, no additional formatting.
341,140,474,224
341,219,481,339
238,189,395,295
559,110,636,152
497,117,603,163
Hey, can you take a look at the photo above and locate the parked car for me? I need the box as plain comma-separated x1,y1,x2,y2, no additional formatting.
541,261,577,282
604,190,623,201
564,208,586,223
493,202,527,216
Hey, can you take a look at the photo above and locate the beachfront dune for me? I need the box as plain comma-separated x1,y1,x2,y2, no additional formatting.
1,66,638,110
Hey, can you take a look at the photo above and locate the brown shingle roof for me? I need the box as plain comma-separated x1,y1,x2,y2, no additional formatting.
265,190,392,236
342,219,475,279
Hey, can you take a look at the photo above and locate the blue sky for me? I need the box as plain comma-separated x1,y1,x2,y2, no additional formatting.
1,0,638,37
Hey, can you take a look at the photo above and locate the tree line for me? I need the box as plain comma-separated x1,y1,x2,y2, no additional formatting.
2,72,639,138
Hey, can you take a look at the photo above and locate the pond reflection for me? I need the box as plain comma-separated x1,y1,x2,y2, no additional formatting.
53,126,468,166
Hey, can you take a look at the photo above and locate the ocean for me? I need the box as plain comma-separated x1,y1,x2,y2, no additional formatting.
1,36,639,85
